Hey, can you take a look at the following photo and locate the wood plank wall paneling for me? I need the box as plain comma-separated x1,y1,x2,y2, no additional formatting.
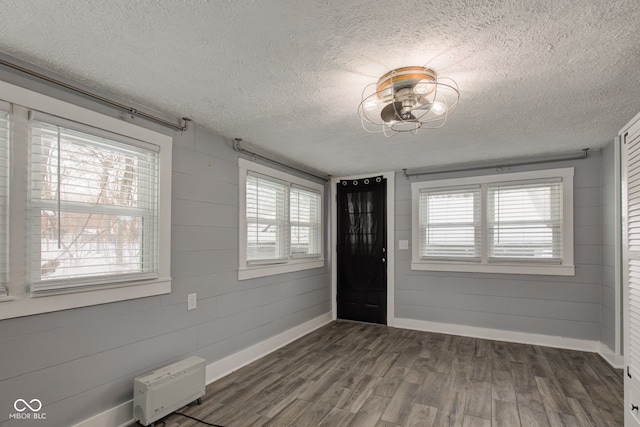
600,141,618,352
395,152,605,343
0,72,332,427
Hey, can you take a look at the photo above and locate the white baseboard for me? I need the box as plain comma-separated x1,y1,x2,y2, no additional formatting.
205,312,332,383
72,312,333,427
599,342,625,369
71,313,623,427
71,399,135,427
394,317,600,352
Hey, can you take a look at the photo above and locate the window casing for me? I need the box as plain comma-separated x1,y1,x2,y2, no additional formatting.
411,168,574,276
239,159,324,280
419,186,480,260
30,115,160,294
0,80,172,320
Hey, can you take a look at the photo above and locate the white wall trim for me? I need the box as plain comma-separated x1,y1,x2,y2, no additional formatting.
330,172,395,326
614,136,623,355
72,400,136,427
394,317,600,353
72,312,332,427
599,342,624,369
204,311,332,383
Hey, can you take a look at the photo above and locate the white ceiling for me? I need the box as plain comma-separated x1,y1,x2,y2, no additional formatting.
1,0,639,176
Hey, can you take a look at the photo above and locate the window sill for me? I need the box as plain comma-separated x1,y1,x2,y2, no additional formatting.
238,259,325,281
0,278,171,320
411,261,575,276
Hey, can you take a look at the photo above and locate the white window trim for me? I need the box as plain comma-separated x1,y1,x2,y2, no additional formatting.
0,80,172,320
238,158,324,280
411,168,575,276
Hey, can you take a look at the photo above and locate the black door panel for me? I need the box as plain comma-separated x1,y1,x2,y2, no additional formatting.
337,177,387,325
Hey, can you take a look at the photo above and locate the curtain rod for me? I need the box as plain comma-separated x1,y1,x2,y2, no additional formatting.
402,148,590,179
0,58,191,132
233,138,329,182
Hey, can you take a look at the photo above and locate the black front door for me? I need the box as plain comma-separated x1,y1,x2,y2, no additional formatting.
337,176,387,325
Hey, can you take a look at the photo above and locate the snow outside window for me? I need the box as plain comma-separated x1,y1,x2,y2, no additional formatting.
30,117,160,294
0,81,171,320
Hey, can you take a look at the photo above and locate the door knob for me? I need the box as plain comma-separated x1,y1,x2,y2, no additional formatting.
382,258,386,263
632,404,639,411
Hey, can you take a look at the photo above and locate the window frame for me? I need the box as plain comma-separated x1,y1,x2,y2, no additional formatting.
238,158,324,280
411,168,574,276
0,80,172,320
289,185,322,259
418,185,482,261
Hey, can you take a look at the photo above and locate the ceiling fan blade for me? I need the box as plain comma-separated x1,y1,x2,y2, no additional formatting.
381,102,417,123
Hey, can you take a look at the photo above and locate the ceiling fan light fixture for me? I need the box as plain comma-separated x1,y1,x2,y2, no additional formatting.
363,98,379,111
358,65,459,136
430,101,446,115
413,79,434,95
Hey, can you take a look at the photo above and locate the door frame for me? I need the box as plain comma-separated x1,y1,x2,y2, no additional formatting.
331,171,395,326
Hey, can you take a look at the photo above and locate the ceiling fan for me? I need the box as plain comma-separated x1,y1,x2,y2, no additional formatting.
358,66,459,136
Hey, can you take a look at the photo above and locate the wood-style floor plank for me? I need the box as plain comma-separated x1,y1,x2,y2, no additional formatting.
165,320,622,427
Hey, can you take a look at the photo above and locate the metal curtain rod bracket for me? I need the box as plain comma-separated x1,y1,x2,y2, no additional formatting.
402,148,590,179
0,58,191,132
233,138,329,182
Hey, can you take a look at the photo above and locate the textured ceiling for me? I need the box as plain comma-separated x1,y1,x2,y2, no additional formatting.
1,0,639,175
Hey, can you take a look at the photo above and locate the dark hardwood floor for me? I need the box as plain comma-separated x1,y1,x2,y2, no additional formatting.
163,321,623,427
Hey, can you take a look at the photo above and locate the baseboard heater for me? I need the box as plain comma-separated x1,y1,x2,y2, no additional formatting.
133,356,206,426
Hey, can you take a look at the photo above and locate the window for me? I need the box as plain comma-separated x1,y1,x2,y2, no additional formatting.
419,187,480,260
411,168,574,275
488,180,562,262
0,80,172,320
290,186,322,257
246,173,288,262
239,159,324,280
30,115,160,295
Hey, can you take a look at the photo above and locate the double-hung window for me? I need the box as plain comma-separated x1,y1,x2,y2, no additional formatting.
30,115,160,294
419,187,480,260
239,159,324,280
487,180,563,262
290,186,322,257
412,168,574,275
0,80,172,320
246,173,289,263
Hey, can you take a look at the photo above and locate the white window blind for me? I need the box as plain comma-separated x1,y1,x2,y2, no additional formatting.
290,186,321,257
30,119,160,294
246,173,288,263
0,104,9,297
419,187,480,259
488,180,562,262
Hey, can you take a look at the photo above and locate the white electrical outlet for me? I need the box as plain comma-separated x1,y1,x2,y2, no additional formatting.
399,240,409,250
187,293,197,311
